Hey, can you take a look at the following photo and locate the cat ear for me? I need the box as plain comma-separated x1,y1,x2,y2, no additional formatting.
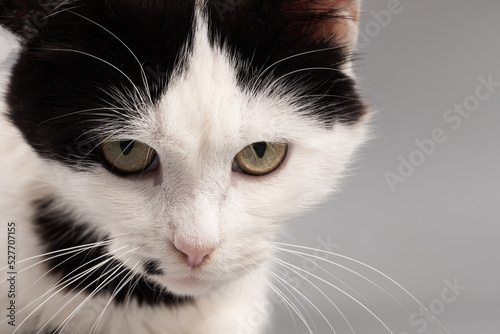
0,0,62,42
284,0,361,49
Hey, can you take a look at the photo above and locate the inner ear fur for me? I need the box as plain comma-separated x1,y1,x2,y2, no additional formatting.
282,0,361,47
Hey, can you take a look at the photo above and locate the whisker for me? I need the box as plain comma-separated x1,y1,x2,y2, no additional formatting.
51,0,79,12
124,272,145,311
12,255,118,333
37,107,131,126
276,245,408,311
273,265,320,333
24,243,130,296
244,259,309,333
255,47,342,84
270,271,319,334
271,258,324,332
19,240,114,270
273,256,393,334
267,281,300,332
74,130,122,167
268,67,343,91
0,238,119,272
52,264,131,334
89,261,140,334
273,257,355,334
41,247,140,334
278,247,381,314
97,80,150,114
23,248,103,296
301,93,361,102
272,259,339,334
12,244,132,331
41,4,82,21
13,251,120,330
74,126,124,145
67,10,153,105
42,48,148,106
276,243,451,334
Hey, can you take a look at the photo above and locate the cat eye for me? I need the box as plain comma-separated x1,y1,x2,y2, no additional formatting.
101,140,157,174
234,142,288,176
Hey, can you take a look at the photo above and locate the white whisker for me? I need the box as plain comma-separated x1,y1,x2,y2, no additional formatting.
53,265,130,334
270,271,320,334
0,238,119,273
42,48,148,106
13,255,117,334
12,244,132,332
273,256,393,333
89,261,140,334
24,243,130,297
124,272,145,311
267,282,300,332
276,243,451,334
277,246,382,314
276,244,409,311
255,47,341,84
43,247,140,334
268,67,343,91
245,259,312,333
273,257,355,334
67,10,153,105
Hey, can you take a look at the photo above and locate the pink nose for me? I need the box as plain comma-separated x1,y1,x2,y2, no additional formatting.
174,242,215,268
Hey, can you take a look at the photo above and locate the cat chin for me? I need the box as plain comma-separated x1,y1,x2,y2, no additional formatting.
161,276,224,296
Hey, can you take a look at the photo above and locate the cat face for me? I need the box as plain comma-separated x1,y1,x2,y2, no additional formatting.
2,0,367,298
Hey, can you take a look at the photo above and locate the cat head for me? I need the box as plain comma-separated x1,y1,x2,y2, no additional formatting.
1,0,368,297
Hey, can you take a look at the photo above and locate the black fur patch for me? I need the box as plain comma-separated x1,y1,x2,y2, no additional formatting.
143,260,165,276
206,0,366,125
3,0,196,170
34,199,191,307
2,0,365,171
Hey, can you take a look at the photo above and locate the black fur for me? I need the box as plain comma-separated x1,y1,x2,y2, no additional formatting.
207,0,366,126
143,260,165,276
35,199,192,307
1,0,365,170
3,0,196,170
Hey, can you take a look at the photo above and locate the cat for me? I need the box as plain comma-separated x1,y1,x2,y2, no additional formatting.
0,0,369,333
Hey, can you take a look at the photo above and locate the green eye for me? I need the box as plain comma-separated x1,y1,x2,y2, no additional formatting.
234,141,288,176
101,140,157,174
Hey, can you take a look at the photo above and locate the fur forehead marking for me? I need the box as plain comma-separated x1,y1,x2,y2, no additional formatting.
154,12,247,152
150,9,330,153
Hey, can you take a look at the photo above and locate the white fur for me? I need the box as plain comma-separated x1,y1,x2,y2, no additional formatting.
0,9,368,334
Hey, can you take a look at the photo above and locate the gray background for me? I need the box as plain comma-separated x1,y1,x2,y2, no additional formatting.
272,1,500,333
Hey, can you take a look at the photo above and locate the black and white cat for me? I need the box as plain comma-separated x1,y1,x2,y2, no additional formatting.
0,0,369,333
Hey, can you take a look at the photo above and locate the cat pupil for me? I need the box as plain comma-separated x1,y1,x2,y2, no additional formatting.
120,140,135,155
253,142,267,158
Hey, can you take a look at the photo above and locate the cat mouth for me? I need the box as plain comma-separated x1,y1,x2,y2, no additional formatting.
165,275,219,296
172,276,208,286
